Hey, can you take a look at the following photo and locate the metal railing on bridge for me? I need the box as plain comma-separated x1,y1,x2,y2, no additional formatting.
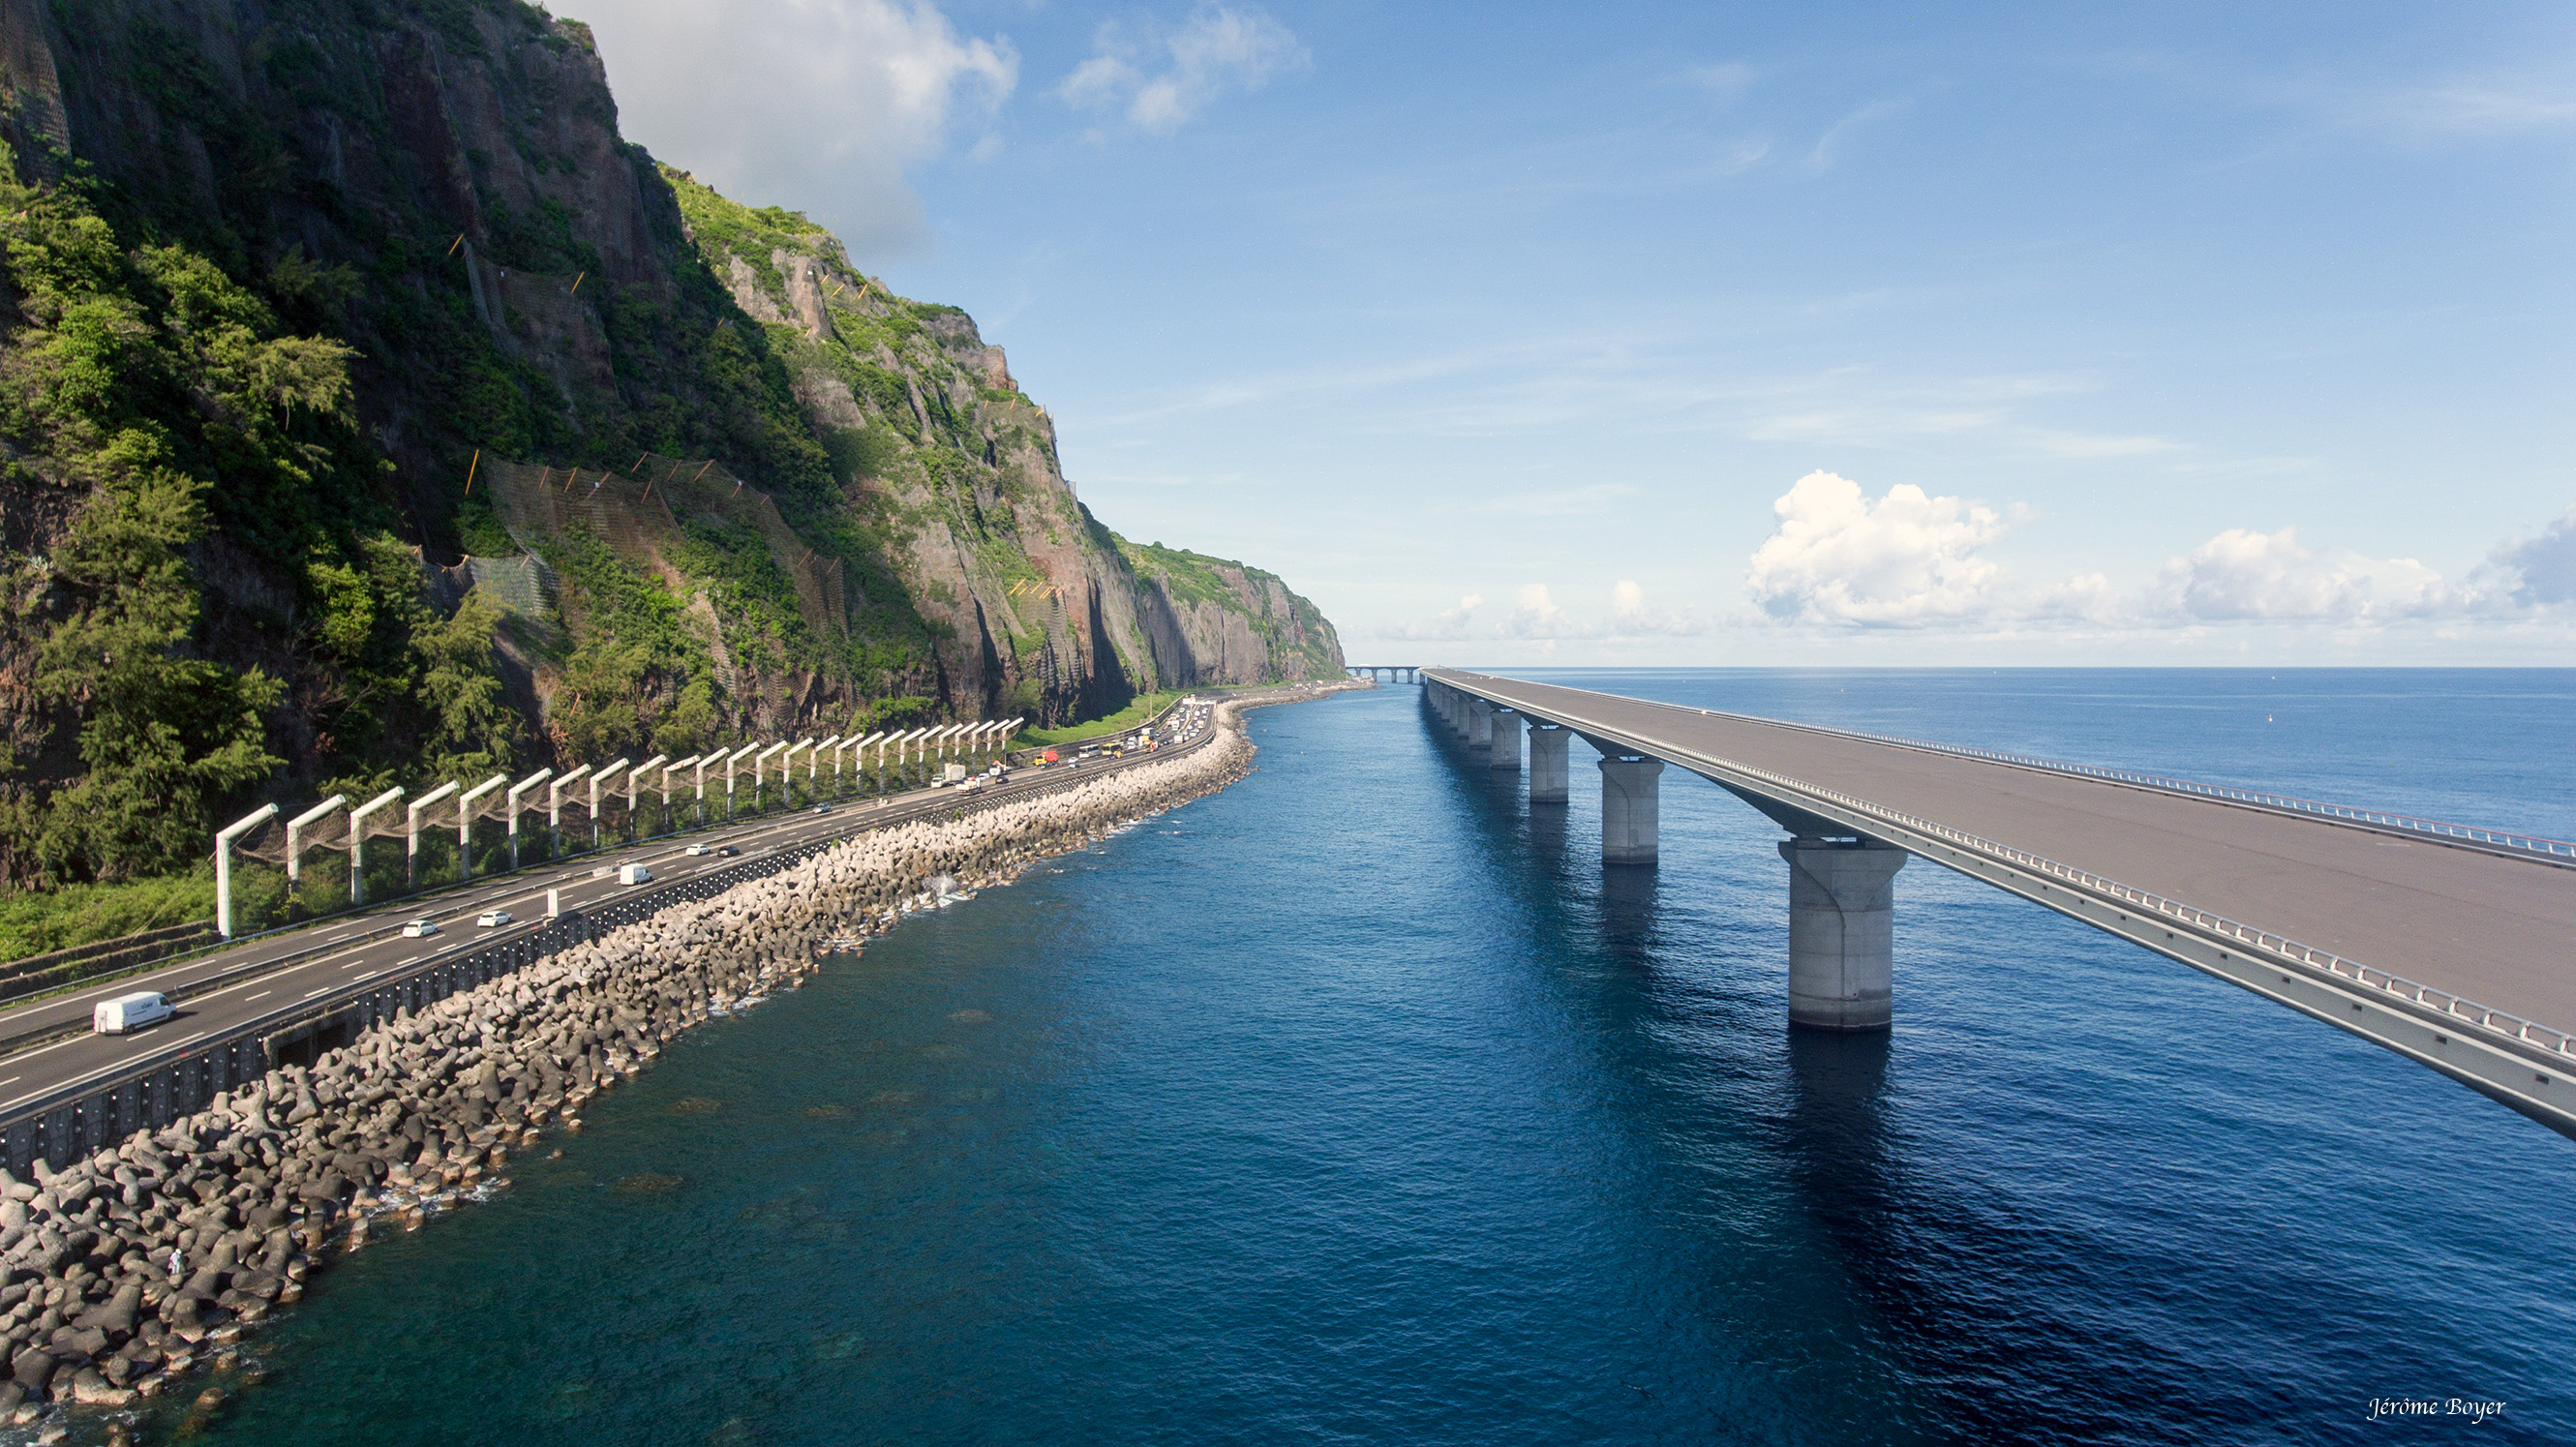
1582,691,2576,866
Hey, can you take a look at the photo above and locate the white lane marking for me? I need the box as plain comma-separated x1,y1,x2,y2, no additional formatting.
350,970,380,982
0,1077,16,1088
303,986,333,999
6,1034,95,1065
242,992,270,1003
167,1031,207,1047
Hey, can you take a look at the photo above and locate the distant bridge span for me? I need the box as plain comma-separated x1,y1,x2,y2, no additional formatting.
1423,669,2576,1139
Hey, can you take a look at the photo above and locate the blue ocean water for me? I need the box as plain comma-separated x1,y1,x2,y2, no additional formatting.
154,671,2571,1445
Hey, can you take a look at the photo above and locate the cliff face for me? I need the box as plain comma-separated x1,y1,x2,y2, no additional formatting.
0,0,1341,888
1119,537,1346,686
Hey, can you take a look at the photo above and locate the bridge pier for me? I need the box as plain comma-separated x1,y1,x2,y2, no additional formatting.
1467,698,1494,749
1599,756,1662,863
1489,709,1521,769
1529,724,1568,802
1778,840,1906,1031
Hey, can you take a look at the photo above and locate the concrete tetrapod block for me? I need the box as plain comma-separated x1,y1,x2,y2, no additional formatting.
1529,724,1570,802
1778,839,1907,1031
1489,711,1523,769
1599,756,1663,863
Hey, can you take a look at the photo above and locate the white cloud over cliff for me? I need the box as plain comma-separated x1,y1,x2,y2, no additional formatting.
581,0,1016,257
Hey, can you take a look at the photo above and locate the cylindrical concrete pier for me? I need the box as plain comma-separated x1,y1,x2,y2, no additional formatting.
1777,839,1906,1031
1489,710,1521,769
1599,756,1662,863
1468,698,1494,748
1529,724,1569,802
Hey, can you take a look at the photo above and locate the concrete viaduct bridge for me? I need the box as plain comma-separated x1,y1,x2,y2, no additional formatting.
1423,668,2576,1139
1349,665,1421,683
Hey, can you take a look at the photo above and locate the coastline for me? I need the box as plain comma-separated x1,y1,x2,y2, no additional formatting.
0,694,1310,1434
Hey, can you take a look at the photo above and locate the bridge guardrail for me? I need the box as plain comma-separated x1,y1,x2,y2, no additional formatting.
1439,675,2576,1068
1661,697,2574,863
1452,673,2576,866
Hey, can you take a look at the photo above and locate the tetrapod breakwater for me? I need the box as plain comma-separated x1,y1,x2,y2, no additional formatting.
0,700,1274,1431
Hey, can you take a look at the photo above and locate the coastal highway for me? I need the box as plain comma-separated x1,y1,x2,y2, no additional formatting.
0,688,1260,1128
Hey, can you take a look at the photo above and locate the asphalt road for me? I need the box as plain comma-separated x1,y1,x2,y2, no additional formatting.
1431,670,2576,1036
0,693,1250,1122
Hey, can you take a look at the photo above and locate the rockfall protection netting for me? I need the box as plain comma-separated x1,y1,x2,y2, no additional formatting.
474,453,846,638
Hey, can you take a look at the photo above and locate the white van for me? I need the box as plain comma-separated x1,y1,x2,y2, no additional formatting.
617,863,653,886
93,992,172,1036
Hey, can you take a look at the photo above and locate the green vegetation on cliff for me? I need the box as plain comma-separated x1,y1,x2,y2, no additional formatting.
0,0,1345,950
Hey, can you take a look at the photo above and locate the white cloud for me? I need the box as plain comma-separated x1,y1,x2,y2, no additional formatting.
582,0,1015,258
2151,526,2448,623
1383,592,1483,640
1058,4,1308,136
2490,506,2576,606
1741,469,2571,635
1611,580,1709,635
1744,471,2006,627
1507,583,1583,638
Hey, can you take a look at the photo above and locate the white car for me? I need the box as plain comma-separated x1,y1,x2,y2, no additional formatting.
475,910,513,928
684,843,711,857
400,919,439,938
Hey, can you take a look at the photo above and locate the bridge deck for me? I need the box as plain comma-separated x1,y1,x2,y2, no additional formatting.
1436,672,2576,1039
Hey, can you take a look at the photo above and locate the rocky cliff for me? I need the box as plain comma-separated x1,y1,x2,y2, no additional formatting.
0,0,1342,888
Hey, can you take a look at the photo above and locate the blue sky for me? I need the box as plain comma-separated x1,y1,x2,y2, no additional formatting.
583,1,2576,664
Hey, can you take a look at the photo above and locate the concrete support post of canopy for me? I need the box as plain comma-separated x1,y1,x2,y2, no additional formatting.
506,769,551,871
662,757,696,823
634,755,668,836
781,739,814,808
406,781,461,889
810,739,835,801
1488,708,1522,770
1598,756,1663,864
1778,840,1907,1031
459,774,505,878
348,787,404,906
723,743,759,817
589,760,629,849
285,795,347,889
1529,724,1569,802
548,767,591,858
215,804,279,939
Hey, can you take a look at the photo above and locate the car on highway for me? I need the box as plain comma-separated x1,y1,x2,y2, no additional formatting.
812,803,833,815
475,910,513,927
716,845,739,857
92,991,172,1036
684,843,711,856
401,919,439,938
